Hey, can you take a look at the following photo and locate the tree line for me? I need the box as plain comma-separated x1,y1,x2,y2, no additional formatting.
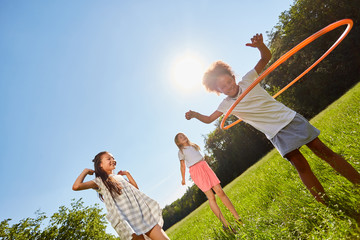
0,199,118,240
163,0,360,230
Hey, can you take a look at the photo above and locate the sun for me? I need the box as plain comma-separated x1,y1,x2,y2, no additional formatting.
171,52,206,92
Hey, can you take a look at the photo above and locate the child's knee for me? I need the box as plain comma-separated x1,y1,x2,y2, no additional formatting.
285,149,300,159
206,194,216,201
132,234,145,240
287,152,311,173
295,163,312,174
215,189,225,198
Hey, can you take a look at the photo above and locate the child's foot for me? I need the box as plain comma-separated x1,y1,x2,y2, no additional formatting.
317,193,330,206
222,225,236,234
235,219,244,226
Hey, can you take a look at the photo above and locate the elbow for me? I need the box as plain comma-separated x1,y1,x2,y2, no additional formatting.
204,117,214,124
267,55,272,63
72,184,79,191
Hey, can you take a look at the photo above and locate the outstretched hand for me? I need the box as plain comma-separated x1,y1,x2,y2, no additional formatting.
245,33,263,48
185,110,196,120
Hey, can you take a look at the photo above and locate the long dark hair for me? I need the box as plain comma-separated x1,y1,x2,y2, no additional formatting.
92,151,122,200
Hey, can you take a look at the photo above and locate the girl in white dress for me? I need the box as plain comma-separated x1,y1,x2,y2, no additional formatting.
73,151,170,240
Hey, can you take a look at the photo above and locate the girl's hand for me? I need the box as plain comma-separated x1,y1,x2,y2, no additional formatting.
117,170,129,176
245,33,263,48
181,180,186,185
185,110,196,120
84,168,95,175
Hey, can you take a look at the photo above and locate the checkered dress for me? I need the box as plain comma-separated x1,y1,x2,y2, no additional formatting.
92,175,163,240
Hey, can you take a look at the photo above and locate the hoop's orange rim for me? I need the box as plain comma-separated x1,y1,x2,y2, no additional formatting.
220,19,353,130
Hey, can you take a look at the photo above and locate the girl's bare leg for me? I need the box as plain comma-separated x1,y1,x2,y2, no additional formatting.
212,184,241,221
132,234,145,240
204,189,229,227
145,224,169,240
307,138,360,184
286,149,327,204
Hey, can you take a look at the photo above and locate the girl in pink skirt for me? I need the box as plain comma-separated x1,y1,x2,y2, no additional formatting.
174,133,242,230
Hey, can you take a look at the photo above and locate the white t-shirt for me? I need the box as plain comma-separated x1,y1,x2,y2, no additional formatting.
217,69,296,139
178,146,204,167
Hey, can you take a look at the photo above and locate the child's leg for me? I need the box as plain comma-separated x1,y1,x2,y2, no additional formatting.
145,224,170,240
306,137,360,184
132,234,145,240
204,189,230,227
212,184,241,221
286,149,327,204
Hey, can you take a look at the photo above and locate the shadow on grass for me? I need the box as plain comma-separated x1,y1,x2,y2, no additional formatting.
327,187,360,226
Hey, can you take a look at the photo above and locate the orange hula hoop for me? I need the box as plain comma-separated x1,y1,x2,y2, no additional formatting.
220,19,353,130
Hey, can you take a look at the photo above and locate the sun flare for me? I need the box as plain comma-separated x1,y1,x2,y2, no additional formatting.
171,52,206,92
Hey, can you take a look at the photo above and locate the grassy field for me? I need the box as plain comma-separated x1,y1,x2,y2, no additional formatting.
166,82,360,240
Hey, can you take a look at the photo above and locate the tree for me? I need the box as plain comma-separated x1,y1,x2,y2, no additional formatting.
265,0,360,118
0,211,46,240
0,199,118,240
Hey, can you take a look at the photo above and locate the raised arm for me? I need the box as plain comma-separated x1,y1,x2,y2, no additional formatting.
185,110,223,124
246,33,272,75
180,160,186,185
118,171,139,189
72,168,98,191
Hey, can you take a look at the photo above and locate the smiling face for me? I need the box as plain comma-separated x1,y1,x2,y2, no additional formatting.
177,133,189,146
216,74,239,98
175,133,190,149
100,152,117,174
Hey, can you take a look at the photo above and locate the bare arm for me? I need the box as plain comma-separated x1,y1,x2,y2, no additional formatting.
72,168,98,191
118,171,139,189
185,110,223,124
246,33,272,75
180,160,186,185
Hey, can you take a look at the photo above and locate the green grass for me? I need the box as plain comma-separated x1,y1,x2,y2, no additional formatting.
166,82,360,240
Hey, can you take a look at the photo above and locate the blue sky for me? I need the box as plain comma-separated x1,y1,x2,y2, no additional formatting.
0,0,293,234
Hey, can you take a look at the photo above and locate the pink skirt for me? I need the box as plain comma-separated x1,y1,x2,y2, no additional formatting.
189,160,220,192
